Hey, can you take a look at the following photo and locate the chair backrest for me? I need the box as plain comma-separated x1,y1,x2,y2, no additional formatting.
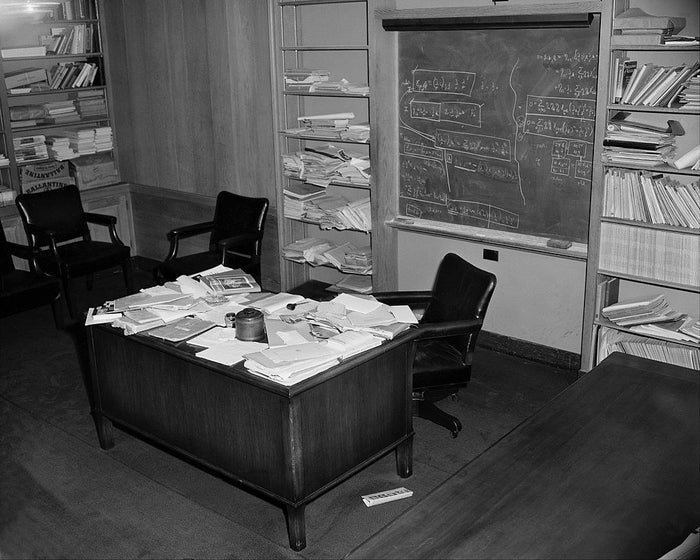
0,219,17,277
420,253,497,354
15,185,88,247
209,191,269,254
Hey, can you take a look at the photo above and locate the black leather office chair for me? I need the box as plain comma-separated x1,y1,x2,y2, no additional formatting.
375,253,497,437
15,185,133,319
153,191,269,285
1,218,62,326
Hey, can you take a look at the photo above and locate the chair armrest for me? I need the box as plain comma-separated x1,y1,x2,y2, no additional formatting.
83,212,117,226
3,239,37,262
166,221,215,242
162,221,215,262
415,318,483,341
373,291,433,306
83,212,125,246
217,232,262,252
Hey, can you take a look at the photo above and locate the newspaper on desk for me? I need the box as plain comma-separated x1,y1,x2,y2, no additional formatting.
86,273,418,386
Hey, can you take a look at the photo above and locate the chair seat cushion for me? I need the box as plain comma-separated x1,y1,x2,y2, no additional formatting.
36,241,130,278
0,270,60,317
412,339,470,390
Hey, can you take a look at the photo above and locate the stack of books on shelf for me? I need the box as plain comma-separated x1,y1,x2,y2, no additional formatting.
284,68,330,91
1,46,47,59
611,7,686,46
13,135,48,163
53,125,112,155
4,67,48,92
603,168,700,228
45,135,79,160
599,221,700,287
9,104,47,128
282,237,372,275
76,90,107,118
602,114,678,167
43,100,80,124
597,326,699,369
614,61,699,107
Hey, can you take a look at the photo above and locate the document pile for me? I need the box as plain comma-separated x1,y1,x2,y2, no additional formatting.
282,238,372,274
85,265,258,334
303,193,372,232
602,114,678,167
282,144,370,187
86,274,418,386
601,293,700,343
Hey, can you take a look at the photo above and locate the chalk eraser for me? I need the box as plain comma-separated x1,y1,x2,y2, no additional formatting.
547,238,572,249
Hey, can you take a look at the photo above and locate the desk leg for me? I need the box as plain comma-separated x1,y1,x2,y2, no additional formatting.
395,436,413,478
285,504,306,551
92,412,114,450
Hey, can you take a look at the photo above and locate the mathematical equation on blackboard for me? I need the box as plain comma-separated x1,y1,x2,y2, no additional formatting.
397,22,600,244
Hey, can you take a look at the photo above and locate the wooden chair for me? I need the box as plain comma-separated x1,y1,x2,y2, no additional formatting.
14,185,133,319
0,218,62,327
153,191,269,285
374,253,497,437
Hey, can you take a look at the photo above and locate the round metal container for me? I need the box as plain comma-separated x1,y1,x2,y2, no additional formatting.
235,308,265,341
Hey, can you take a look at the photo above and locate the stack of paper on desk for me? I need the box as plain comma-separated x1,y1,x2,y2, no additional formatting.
244,343,341,380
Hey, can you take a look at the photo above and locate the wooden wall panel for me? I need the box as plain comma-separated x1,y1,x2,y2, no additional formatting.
103,0,279,286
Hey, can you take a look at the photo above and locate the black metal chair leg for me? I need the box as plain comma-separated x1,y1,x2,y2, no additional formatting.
415,399,463,438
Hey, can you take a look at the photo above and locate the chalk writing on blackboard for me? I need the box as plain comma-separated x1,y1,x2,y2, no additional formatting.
398,20,600,244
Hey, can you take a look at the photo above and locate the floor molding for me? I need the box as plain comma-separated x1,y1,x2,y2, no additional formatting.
478,330,581,376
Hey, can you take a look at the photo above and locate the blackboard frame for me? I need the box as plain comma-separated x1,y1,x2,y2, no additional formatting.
375,1,606,258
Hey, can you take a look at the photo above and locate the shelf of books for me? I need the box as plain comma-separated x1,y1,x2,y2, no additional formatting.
270,0,379,295
583,0,700,371
0,0,118,196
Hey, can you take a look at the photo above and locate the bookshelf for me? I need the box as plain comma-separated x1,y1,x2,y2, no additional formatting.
582,0,700,371
269,0,395,295
0,0,118,199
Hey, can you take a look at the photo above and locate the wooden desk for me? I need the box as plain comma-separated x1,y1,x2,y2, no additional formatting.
348,353,699,559
87,324,416,551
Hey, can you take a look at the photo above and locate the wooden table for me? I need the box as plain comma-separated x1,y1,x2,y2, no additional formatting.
87,323,416,551
348,353,700,559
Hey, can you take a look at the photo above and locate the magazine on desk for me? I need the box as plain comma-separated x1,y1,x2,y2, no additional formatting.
196,269,261,295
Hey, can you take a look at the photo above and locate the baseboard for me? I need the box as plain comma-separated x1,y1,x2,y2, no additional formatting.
478,330,581,375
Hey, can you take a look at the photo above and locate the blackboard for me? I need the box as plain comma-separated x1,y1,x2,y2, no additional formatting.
397,18,600,244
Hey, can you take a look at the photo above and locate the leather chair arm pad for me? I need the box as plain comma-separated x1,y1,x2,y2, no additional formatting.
415,318,483,340
167,221,215,241
3,240,37,261
83,212,117,226
373,291,433,306
217,232,262,250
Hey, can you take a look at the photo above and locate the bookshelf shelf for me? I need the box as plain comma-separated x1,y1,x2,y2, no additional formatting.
600,216,699,233
283,90,370,98
581,0,700,371
280,131,369,144
0,0,119,196
281,45,369,52
607,103,700,115
611,45,700,52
